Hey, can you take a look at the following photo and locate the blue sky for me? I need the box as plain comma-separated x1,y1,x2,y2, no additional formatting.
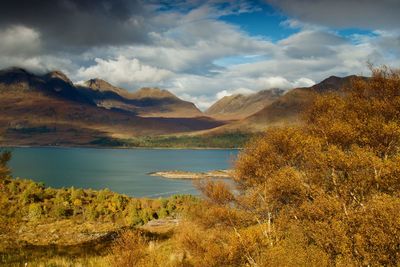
220,2,298,41
0,0,399,109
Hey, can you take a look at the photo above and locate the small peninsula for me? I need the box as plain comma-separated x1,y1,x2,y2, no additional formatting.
149,169,232,179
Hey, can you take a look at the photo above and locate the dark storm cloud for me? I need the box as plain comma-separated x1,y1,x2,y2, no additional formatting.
267,0,400,30
0,0,151,49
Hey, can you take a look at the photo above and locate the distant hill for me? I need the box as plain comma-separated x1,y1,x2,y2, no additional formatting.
0,68,369,147
205,88,284,120
246,75,365,125
80,79,202,118
0,68,222,146
199,75,367,135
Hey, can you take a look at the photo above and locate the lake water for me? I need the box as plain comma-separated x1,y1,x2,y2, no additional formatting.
8,147,238,198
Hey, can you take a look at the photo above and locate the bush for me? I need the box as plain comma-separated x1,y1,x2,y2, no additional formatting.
28,203,43,219
52,203,72,218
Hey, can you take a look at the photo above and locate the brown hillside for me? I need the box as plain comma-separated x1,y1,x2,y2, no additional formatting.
205,88,284,120
246,75,366,125
0,68,223,146
199,75,367,135
81,79,202,118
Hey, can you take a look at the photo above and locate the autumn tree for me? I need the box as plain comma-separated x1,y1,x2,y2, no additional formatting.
174,66,400,267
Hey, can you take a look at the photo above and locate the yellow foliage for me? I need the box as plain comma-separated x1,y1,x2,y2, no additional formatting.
163,66,400,266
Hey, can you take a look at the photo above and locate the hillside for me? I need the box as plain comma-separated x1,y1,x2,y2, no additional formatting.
0,68,368,148
205,88,284,120
246,75,364,125
80,79,202,118
196,75,367,136
0,68,222,146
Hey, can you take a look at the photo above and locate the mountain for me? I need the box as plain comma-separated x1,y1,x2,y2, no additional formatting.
205,88,284,120
79,79,202,118
0,67,94,104
245,75,366,126
0,68,222,146
199,75,367,135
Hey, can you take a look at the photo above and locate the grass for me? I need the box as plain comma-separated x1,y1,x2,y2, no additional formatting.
91,132,255,149
0,177,197,266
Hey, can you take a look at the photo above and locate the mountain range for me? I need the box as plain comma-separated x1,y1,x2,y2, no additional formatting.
0,67,366,147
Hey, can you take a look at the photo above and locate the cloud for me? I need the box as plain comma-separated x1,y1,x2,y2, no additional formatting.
0,0,150,49
216,88,255,99
0,0,399,111
268,0,400,30
0,26,41,56
77,56,173,86
293,78,315,88
255,76,311,89
122,18,276,74
74,26,398,110
279,31,346,59
0,0,264,51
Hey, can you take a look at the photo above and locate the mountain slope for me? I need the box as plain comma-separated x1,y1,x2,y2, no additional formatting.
0,68,222,146
198,75,367,135
80,79,202,118
205,88,284,120
246,75,365,125
0,67,95,105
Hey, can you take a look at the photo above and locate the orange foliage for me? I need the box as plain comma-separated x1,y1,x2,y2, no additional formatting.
111,66,400,266
183,66,400,266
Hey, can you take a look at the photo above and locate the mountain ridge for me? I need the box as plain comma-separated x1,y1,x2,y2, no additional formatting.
0,67,222,146
0,67,370,147
205,88,285,120
80,78,201,118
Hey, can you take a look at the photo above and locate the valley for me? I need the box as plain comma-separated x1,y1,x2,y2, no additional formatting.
0,67,365,148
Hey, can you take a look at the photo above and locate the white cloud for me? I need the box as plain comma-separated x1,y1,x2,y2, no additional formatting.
76,56,173,85
216,87,255,99
178,93,217,111
293,78,315,88
216,90,231,99
255,76,292,89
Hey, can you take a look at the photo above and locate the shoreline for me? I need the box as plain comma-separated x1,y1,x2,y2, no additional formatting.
149,169,233,179
0,144,243,150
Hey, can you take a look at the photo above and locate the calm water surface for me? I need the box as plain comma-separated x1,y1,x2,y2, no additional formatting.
8,147,238,197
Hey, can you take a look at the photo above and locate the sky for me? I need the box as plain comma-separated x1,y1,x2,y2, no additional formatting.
0,0,399,110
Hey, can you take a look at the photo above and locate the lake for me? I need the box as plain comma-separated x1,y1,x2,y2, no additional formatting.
8,147,239,198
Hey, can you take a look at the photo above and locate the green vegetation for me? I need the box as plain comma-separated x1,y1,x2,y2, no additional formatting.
129,132,253,148
0,153,195,265
90,137,126,147
8,126,56,134
91,132,254,148
0,178,192,225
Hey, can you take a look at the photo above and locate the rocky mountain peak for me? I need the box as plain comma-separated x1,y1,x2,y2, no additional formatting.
45,70,73,84
133,87,176,99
